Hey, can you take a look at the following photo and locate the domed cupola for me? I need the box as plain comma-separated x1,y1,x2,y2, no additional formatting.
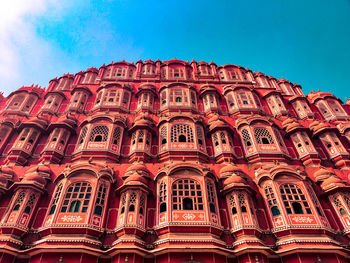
41,113,78,163
309,120,349,168
116,162,151,239
7,115,49,165
129,113,155,163
0,163,49,234
208,115,235,163
282,117,319,166
220,163,260,243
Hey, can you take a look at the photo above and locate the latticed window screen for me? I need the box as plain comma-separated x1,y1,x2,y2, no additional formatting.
78,127,88,144
61,182,92,213
120,193,127,214
254,127,274,144
307,185,323,216
159,181,167,213
332,196,347,215
93,183,107,216
343,194,350,210
318,102,331,117
51,129,60,142
138,130,144,143
122,92,130,105
13,191,26,211
139,194,145,214
28,131,38,144
172,179,203,210
206,181,216,213
327,100,342,114
274,129,285,148
237,92,253,105
264,186,280,216
227,93,235,107
212,133,219,146
241,129,252,147
196,126,204,145
49,183,63,215
160,126,167,144
24,194,36,214
190,91,196,104
170,124,194,143
104,68,112,78
280,184,311,215
220,132,227,144
229,194,237,214
89,126,109,142
24,96,36,112
9,94,25,108
238,193,247,213
60,130,69,146
95,184,107,207
129,192,137,212
112,127,121,145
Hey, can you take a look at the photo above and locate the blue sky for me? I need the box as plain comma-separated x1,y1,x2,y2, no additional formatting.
1,0,349,100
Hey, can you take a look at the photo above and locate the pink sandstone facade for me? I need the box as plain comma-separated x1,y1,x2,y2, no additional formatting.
0,59,349,262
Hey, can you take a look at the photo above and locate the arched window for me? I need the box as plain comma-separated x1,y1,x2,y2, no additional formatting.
206,182,216,213
238,193,247,213
254,127,274,145
172,179,203,211
8,94,25,109
139,195,145,214
229,195,237,215
12,191,26,211
89,126,109,142
49,183,63,215
129,192,136,212
61,182,92,213
159,181,167,213
170,124,194,143
333,196,347,216
120,194,126,214
280,184,311,215
23,193,36,215
264,186,280,217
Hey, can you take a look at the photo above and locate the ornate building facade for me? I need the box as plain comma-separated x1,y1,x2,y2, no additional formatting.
0,59,350,262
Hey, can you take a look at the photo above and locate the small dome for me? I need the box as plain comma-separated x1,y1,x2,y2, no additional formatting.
314,167,334,182
219,164,242,179
282,118,303,133
126,163,149,173
0,175,8,188
0,165,15,179
123,173,148,187
26,164,51,180
22,173,46,187
320,176,345,191
124,162,150,180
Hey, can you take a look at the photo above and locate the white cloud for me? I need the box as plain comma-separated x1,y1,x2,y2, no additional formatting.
0,0,69,95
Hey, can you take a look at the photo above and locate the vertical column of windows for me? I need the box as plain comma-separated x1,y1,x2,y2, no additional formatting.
48,183,63,215
264,186,280,216
159,181,167,213
206,182,216,213
94,184,107,216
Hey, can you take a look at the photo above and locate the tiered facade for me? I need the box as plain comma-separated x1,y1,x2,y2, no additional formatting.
0,59,350,262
